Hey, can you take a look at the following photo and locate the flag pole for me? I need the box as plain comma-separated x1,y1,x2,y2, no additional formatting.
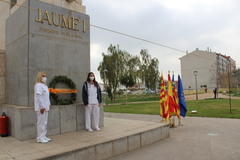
170,116,177,128
178,117,183,126
172,71,176,127
168,70,171,127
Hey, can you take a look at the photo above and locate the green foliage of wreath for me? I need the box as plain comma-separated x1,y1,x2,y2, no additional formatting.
49,75,77,105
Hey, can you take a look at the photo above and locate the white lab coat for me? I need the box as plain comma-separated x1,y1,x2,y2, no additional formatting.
34,83,50,141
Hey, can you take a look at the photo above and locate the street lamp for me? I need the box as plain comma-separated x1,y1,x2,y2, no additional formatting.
227,60,232,114
103,69,108,105
193,71,198,100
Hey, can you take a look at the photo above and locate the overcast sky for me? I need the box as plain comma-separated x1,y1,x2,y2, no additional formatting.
83,0,240,82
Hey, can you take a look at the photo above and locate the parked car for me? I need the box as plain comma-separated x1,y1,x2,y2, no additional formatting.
101,91,107,95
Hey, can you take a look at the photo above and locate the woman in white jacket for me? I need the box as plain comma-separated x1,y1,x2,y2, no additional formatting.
82,72,102,132
34,72,51,143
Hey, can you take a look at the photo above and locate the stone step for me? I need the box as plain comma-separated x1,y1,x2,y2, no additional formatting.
0,117,169,160
40,117,169,160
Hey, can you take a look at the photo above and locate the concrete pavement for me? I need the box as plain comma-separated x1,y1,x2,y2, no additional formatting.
0,115,169,160
185,92,240,100
106,113,240,160
0,92,239,160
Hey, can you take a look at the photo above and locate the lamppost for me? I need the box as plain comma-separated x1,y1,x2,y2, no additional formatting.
227,60,232,114
103,69,108,105
193,71,198,100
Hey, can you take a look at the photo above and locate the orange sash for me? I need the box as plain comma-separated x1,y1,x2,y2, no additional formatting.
49,88,77,94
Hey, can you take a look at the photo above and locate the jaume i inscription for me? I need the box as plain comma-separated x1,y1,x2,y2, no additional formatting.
39,27,82,39
35,9,87,36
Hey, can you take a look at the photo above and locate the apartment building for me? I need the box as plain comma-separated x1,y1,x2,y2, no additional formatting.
179,48,236,90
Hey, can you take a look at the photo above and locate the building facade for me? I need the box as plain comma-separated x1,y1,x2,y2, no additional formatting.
179,48,236,90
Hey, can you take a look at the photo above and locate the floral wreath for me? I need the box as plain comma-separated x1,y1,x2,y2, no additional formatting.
49,75,77,105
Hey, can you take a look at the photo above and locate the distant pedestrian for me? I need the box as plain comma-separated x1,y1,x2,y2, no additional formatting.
34,72,51,143
82,72,102,132
205,87,208,93
213,88,217,99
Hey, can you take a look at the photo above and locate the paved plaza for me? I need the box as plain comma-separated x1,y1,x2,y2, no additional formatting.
107,113,240,160
0,92,239,160
0,115,168,160
107,92,240,160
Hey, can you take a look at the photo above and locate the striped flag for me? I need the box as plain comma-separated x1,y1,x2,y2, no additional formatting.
167,73,175,118
172,74,180,118
160,75,169,122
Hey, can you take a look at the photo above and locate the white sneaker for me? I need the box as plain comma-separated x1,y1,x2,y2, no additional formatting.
44,137,51,142
95,127,101,131
87,128,93,132
37,138,48,143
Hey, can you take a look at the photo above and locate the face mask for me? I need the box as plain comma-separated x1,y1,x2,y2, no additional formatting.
42,77,47,83
89,76,94,80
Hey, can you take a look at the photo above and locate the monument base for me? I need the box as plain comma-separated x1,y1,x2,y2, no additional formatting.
0,104,104,140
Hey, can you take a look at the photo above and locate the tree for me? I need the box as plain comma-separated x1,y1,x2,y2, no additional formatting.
120,74,135,105
98,45,159,101
209,62,219,88
98,44,127,101
218,72,229,88
139,49,151,84
126,55,140,86
231,69,240,94
148,58,159,91
139,49,159,91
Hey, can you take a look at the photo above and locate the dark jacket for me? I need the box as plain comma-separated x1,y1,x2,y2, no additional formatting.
82,81,102,106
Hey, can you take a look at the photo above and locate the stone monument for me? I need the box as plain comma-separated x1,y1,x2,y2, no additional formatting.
0,0,104,140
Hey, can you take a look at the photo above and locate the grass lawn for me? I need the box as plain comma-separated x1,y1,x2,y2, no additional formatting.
102,90,206,104
103,94,159,104
104,98,240,119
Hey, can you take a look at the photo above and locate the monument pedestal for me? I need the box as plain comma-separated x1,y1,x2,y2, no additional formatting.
0,104,104,140
6,0,90,106
2,0,104,140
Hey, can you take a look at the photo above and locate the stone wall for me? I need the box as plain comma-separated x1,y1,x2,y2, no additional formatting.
0,0,10,50
0,0,85,50
6,0,90,106
0,103,104,140
0,50,5,103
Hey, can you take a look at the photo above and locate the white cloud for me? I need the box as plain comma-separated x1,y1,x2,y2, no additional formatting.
155,0,230,12
90,43,103,60
84,0,240,79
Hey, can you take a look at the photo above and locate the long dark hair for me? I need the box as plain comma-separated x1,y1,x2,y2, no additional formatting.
87,72,97,87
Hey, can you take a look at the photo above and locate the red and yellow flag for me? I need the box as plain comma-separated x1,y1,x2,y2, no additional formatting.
160,75,169,122
172,75,180,118
167,73,175,118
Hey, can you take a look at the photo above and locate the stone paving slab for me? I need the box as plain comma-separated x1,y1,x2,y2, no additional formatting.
0,116,168,160
109,113,240,160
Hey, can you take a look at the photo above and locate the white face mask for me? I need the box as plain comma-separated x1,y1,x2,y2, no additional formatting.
42,77,47,83
89,76,94,80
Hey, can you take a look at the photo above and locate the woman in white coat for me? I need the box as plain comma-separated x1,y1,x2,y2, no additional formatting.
34,72,51,143
82,72,102,132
